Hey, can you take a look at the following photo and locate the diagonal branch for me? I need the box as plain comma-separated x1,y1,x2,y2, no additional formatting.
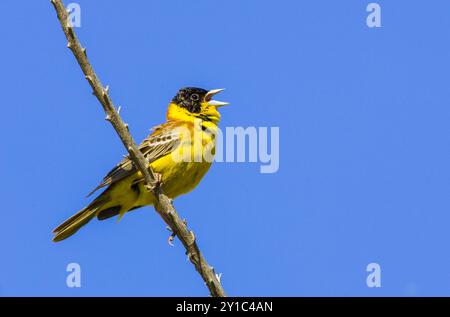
50,0,226,297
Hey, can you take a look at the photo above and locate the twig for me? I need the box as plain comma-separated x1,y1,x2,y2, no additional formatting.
50,0,226,297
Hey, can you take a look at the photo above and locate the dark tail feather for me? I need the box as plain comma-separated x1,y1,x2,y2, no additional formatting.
52,197,110,242
96,206,121,220
96,205,143,221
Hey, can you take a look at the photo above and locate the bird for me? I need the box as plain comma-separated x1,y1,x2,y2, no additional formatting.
52,87,228,242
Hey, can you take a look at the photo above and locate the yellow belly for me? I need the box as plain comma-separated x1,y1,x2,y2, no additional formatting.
147,157,211,202
104,127,216,216
135,141,214,207
104,156,213,217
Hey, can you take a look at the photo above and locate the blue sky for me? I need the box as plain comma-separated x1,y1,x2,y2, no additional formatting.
1,0,450,296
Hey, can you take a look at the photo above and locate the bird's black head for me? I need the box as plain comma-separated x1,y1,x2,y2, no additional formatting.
171,87,208,113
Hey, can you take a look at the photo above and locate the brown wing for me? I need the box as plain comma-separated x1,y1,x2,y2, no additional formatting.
87,121,182,196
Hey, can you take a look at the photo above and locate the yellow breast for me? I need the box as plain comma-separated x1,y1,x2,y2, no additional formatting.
137,120,217,206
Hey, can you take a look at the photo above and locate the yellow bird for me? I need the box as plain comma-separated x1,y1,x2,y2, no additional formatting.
52,87,228,242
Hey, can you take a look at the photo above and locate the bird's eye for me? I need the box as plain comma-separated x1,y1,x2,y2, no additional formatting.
191,94,199,101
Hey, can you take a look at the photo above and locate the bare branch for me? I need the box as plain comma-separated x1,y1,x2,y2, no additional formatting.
50,0,226,297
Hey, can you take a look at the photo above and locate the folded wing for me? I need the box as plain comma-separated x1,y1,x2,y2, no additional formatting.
87,121,182,196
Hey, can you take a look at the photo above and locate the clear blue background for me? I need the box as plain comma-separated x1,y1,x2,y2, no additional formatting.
0,0,449,296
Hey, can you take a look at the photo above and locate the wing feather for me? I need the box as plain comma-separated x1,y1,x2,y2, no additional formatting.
87,121,182,196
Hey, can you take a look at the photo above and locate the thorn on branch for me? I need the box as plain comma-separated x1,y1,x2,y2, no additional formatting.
82,47,87,56
168,231,176,246
85,75,94,86
117,106,121,114
105,114,112,122
67,42,71,49
166,219,187,246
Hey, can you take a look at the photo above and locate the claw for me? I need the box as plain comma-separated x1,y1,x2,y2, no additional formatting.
165,225,175,246
165,219,188,246
168,232,176,246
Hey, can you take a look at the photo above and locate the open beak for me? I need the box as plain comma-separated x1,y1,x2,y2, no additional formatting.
205,88,229,107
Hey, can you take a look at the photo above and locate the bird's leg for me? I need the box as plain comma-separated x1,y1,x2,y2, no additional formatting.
167,218,188,246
